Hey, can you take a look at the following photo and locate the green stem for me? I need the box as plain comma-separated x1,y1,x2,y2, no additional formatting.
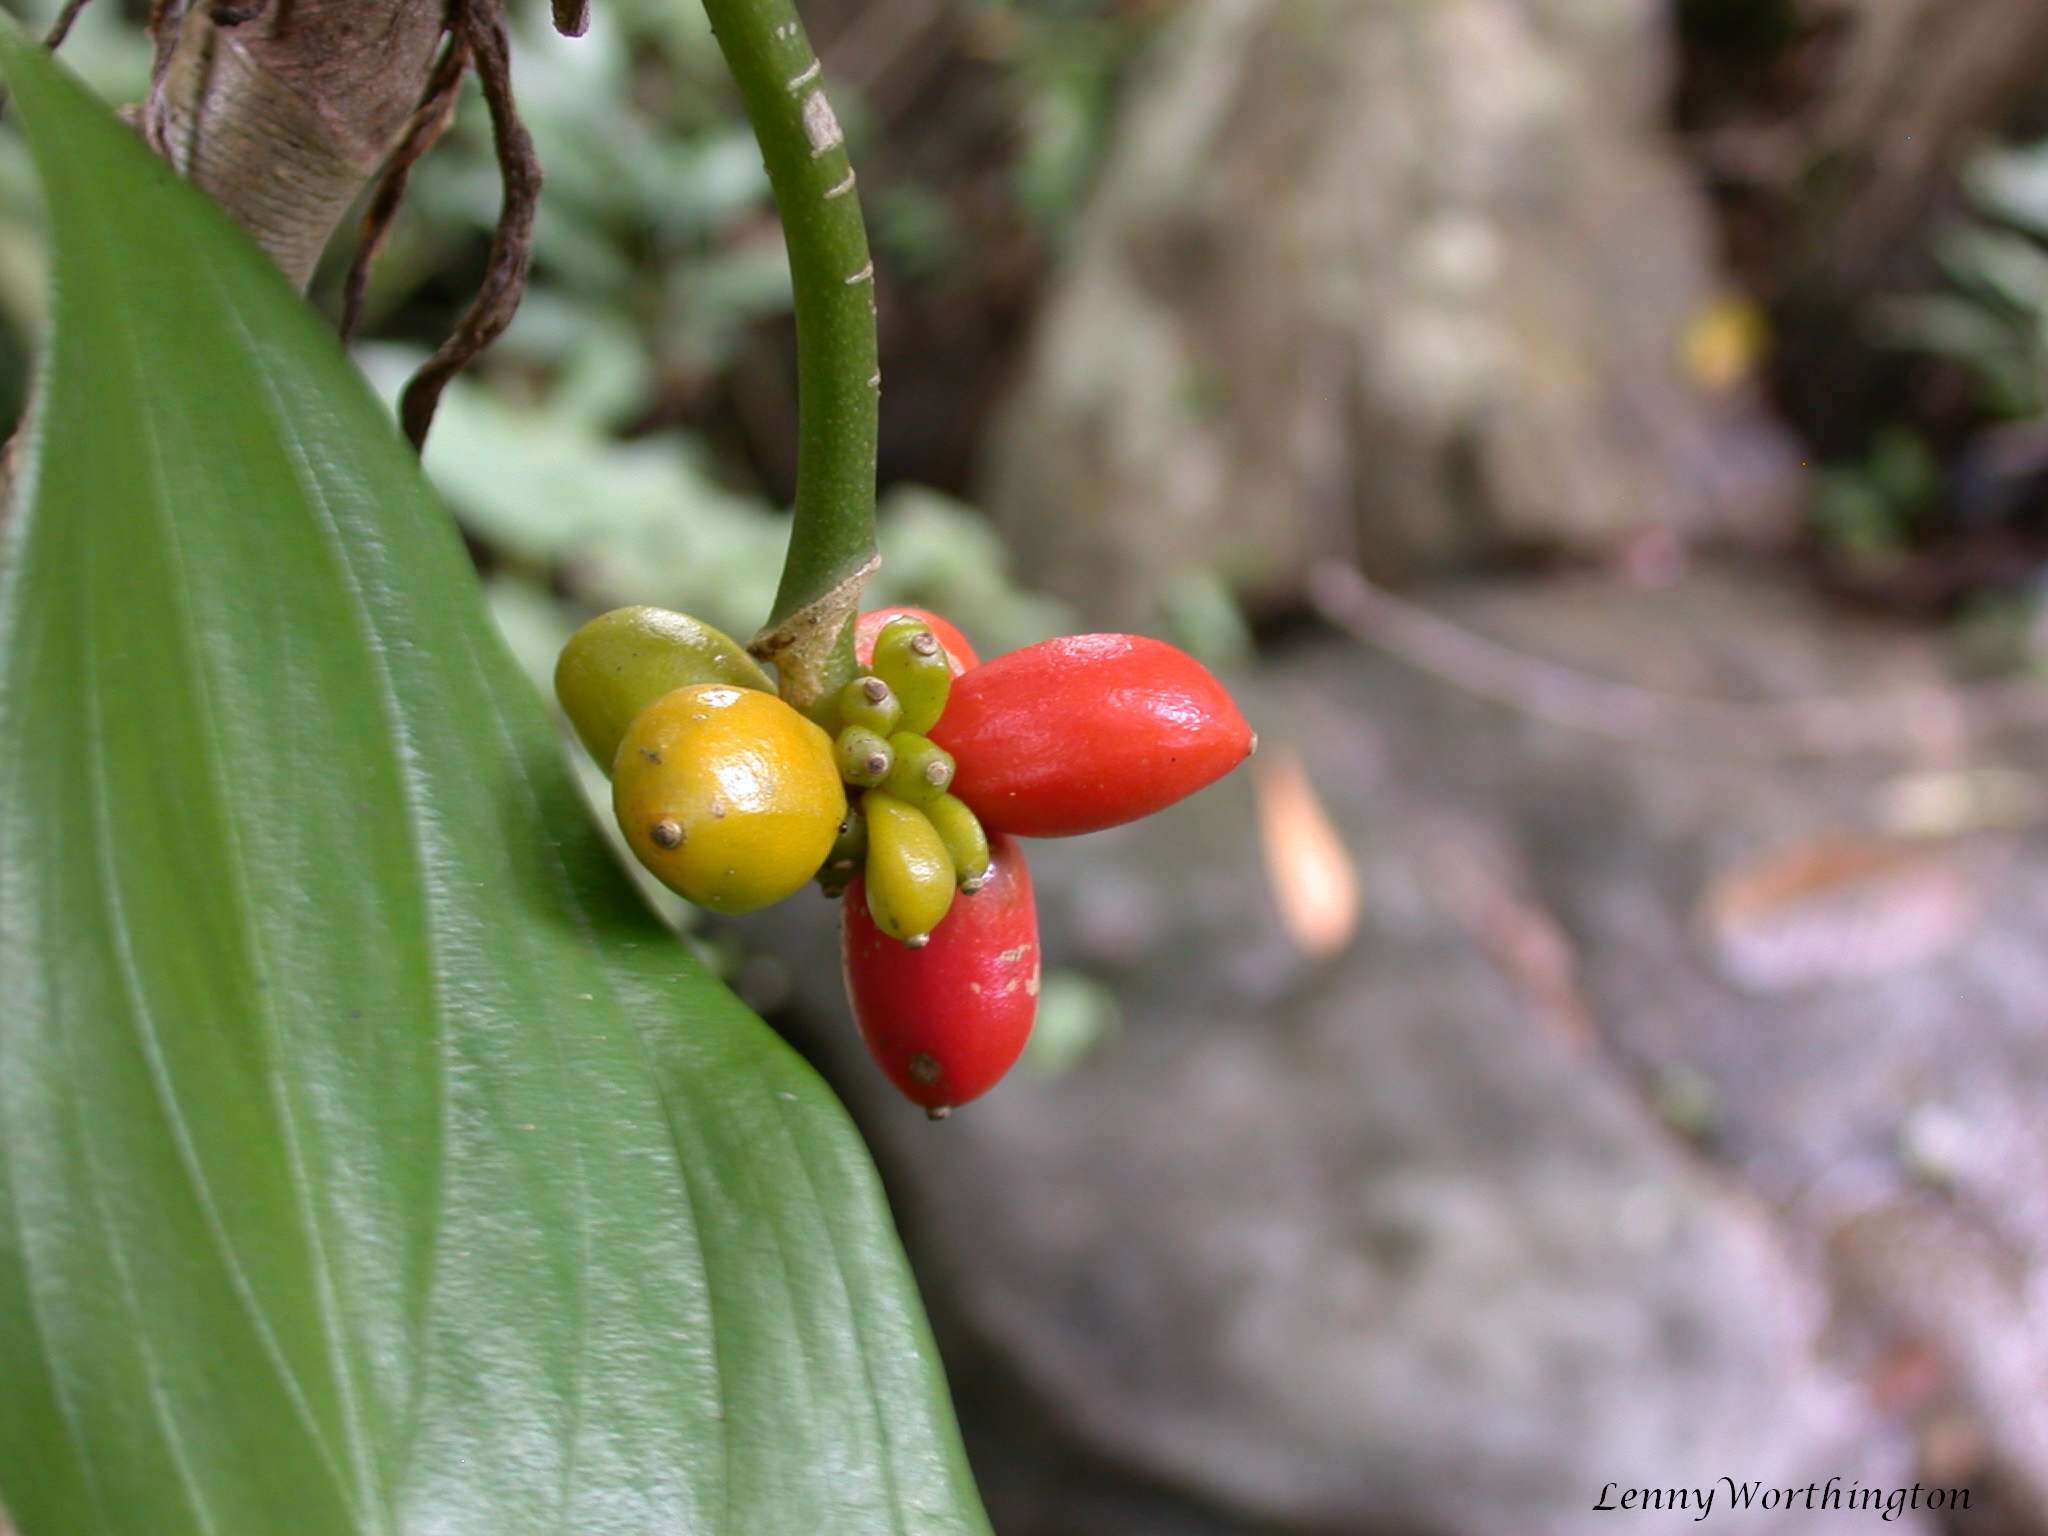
704,0,879,713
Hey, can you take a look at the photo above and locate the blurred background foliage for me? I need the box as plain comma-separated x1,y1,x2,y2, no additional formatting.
6,0,2048,661
0,0,1154,673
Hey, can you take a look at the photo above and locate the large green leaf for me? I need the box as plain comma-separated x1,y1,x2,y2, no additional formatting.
0,26,988,1536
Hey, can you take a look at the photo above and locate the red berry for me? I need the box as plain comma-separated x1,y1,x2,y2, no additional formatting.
855,606,979,675
842,833,1038,1112
929,634,1253,837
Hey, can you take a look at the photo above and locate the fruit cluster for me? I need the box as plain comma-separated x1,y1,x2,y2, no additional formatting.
555,603,1253,1115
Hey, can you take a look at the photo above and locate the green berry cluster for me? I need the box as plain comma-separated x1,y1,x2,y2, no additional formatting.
817,617,990,945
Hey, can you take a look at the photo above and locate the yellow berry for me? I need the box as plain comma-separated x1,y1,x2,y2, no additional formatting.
612,684,844,915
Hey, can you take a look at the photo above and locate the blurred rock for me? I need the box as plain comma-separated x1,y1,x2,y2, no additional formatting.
977,0,1803,629
741,567,2048,1534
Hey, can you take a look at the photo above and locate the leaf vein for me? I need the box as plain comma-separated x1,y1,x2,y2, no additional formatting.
110,257,388,1530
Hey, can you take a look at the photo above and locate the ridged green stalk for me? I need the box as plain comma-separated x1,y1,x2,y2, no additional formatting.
704,0,880,713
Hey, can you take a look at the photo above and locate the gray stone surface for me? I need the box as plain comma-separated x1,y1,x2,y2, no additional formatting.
739,568,2048,1534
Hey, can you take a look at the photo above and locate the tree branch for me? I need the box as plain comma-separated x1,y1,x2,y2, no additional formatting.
146,0,451,291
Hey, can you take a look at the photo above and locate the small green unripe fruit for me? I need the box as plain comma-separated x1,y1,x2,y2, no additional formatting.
882,732,955,806
555,606,773,770
871,618,952,735
818,802,869,898
836,673,904,736
922,793,991,890
863,791,956,944
836,726,894,787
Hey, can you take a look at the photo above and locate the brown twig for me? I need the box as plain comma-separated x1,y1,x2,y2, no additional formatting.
43,0,95,50
551,1,591,38
118,0,545,447
340,34,470,343
1307,561,2048,761
397,0,540,452
141,0,188,157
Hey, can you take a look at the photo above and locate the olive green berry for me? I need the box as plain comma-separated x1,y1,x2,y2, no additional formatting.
882,732,955,806
836,672,904,736
835,726,894,787
922,793,991,890
871,618,952,735
554,606,774,771
817,802,869,898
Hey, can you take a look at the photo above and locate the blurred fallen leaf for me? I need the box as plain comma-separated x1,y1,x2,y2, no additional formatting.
1420,816,1594,1049
1254,747,1359,959
1879,766,2043,837
1919,1412,1990,1486
1681,294,1768,395
1700,834,1985,993
1865,1336,1948,1418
